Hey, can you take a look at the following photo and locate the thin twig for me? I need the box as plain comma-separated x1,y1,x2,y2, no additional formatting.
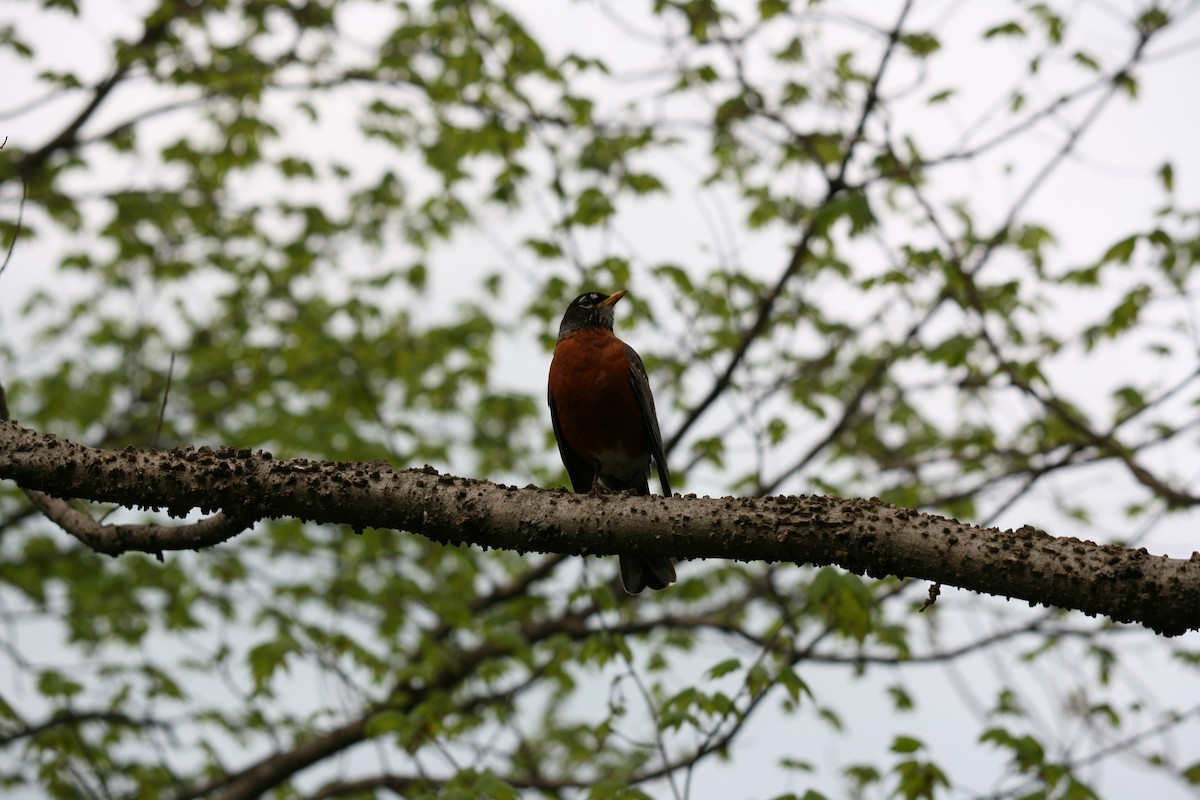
152,353,176,450
0,179,27,281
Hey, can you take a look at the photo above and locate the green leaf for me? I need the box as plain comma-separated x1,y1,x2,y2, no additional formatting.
776,36,804,62
654,263,694,293
810,191,875,238
1030,4,1064,43
0,23,35,58
1072,50,1101,72
37,669,84,699
1158,161,1174,192
844,763,882,788
1102,235,1138,264
707,657,742,679
568,187,615,226
246,636,296,694
900,32,940,57
984,21,1026,39
524,238,563,259
888,684,915,711
623,172,665,195
1137,8,1171,35
758,0,789,20
1115,72,1139,98
778,666,811,706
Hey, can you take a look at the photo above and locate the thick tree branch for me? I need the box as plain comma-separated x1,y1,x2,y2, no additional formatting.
1,422,1197,636
0,379,255,553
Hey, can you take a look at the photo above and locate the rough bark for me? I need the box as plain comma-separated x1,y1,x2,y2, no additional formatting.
1,421,1197,636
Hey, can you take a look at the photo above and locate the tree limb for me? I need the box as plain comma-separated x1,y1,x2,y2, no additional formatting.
1,422,1197,636
22,488,255,555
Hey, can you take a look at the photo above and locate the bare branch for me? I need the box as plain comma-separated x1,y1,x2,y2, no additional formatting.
2,422,1198,635
0,710,167,748
0,178,26,281
21,488,255,556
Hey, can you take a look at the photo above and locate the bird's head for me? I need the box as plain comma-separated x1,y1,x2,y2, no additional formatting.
557,290,627,340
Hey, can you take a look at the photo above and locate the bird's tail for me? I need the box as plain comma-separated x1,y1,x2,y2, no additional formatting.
620,556,677,594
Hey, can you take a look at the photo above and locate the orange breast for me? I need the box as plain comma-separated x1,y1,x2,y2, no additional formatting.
549,329,650,469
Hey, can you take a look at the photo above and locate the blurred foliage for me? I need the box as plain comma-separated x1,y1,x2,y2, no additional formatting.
1,0,1199,797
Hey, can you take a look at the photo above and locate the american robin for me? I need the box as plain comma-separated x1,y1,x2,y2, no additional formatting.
548,290,676,593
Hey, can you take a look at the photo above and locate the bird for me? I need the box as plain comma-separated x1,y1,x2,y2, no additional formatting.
548,289,676,593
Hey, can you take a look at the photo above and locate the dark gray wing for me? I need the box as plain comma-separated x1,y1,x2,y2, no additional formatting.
548,387,596,493
625,345,671,496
